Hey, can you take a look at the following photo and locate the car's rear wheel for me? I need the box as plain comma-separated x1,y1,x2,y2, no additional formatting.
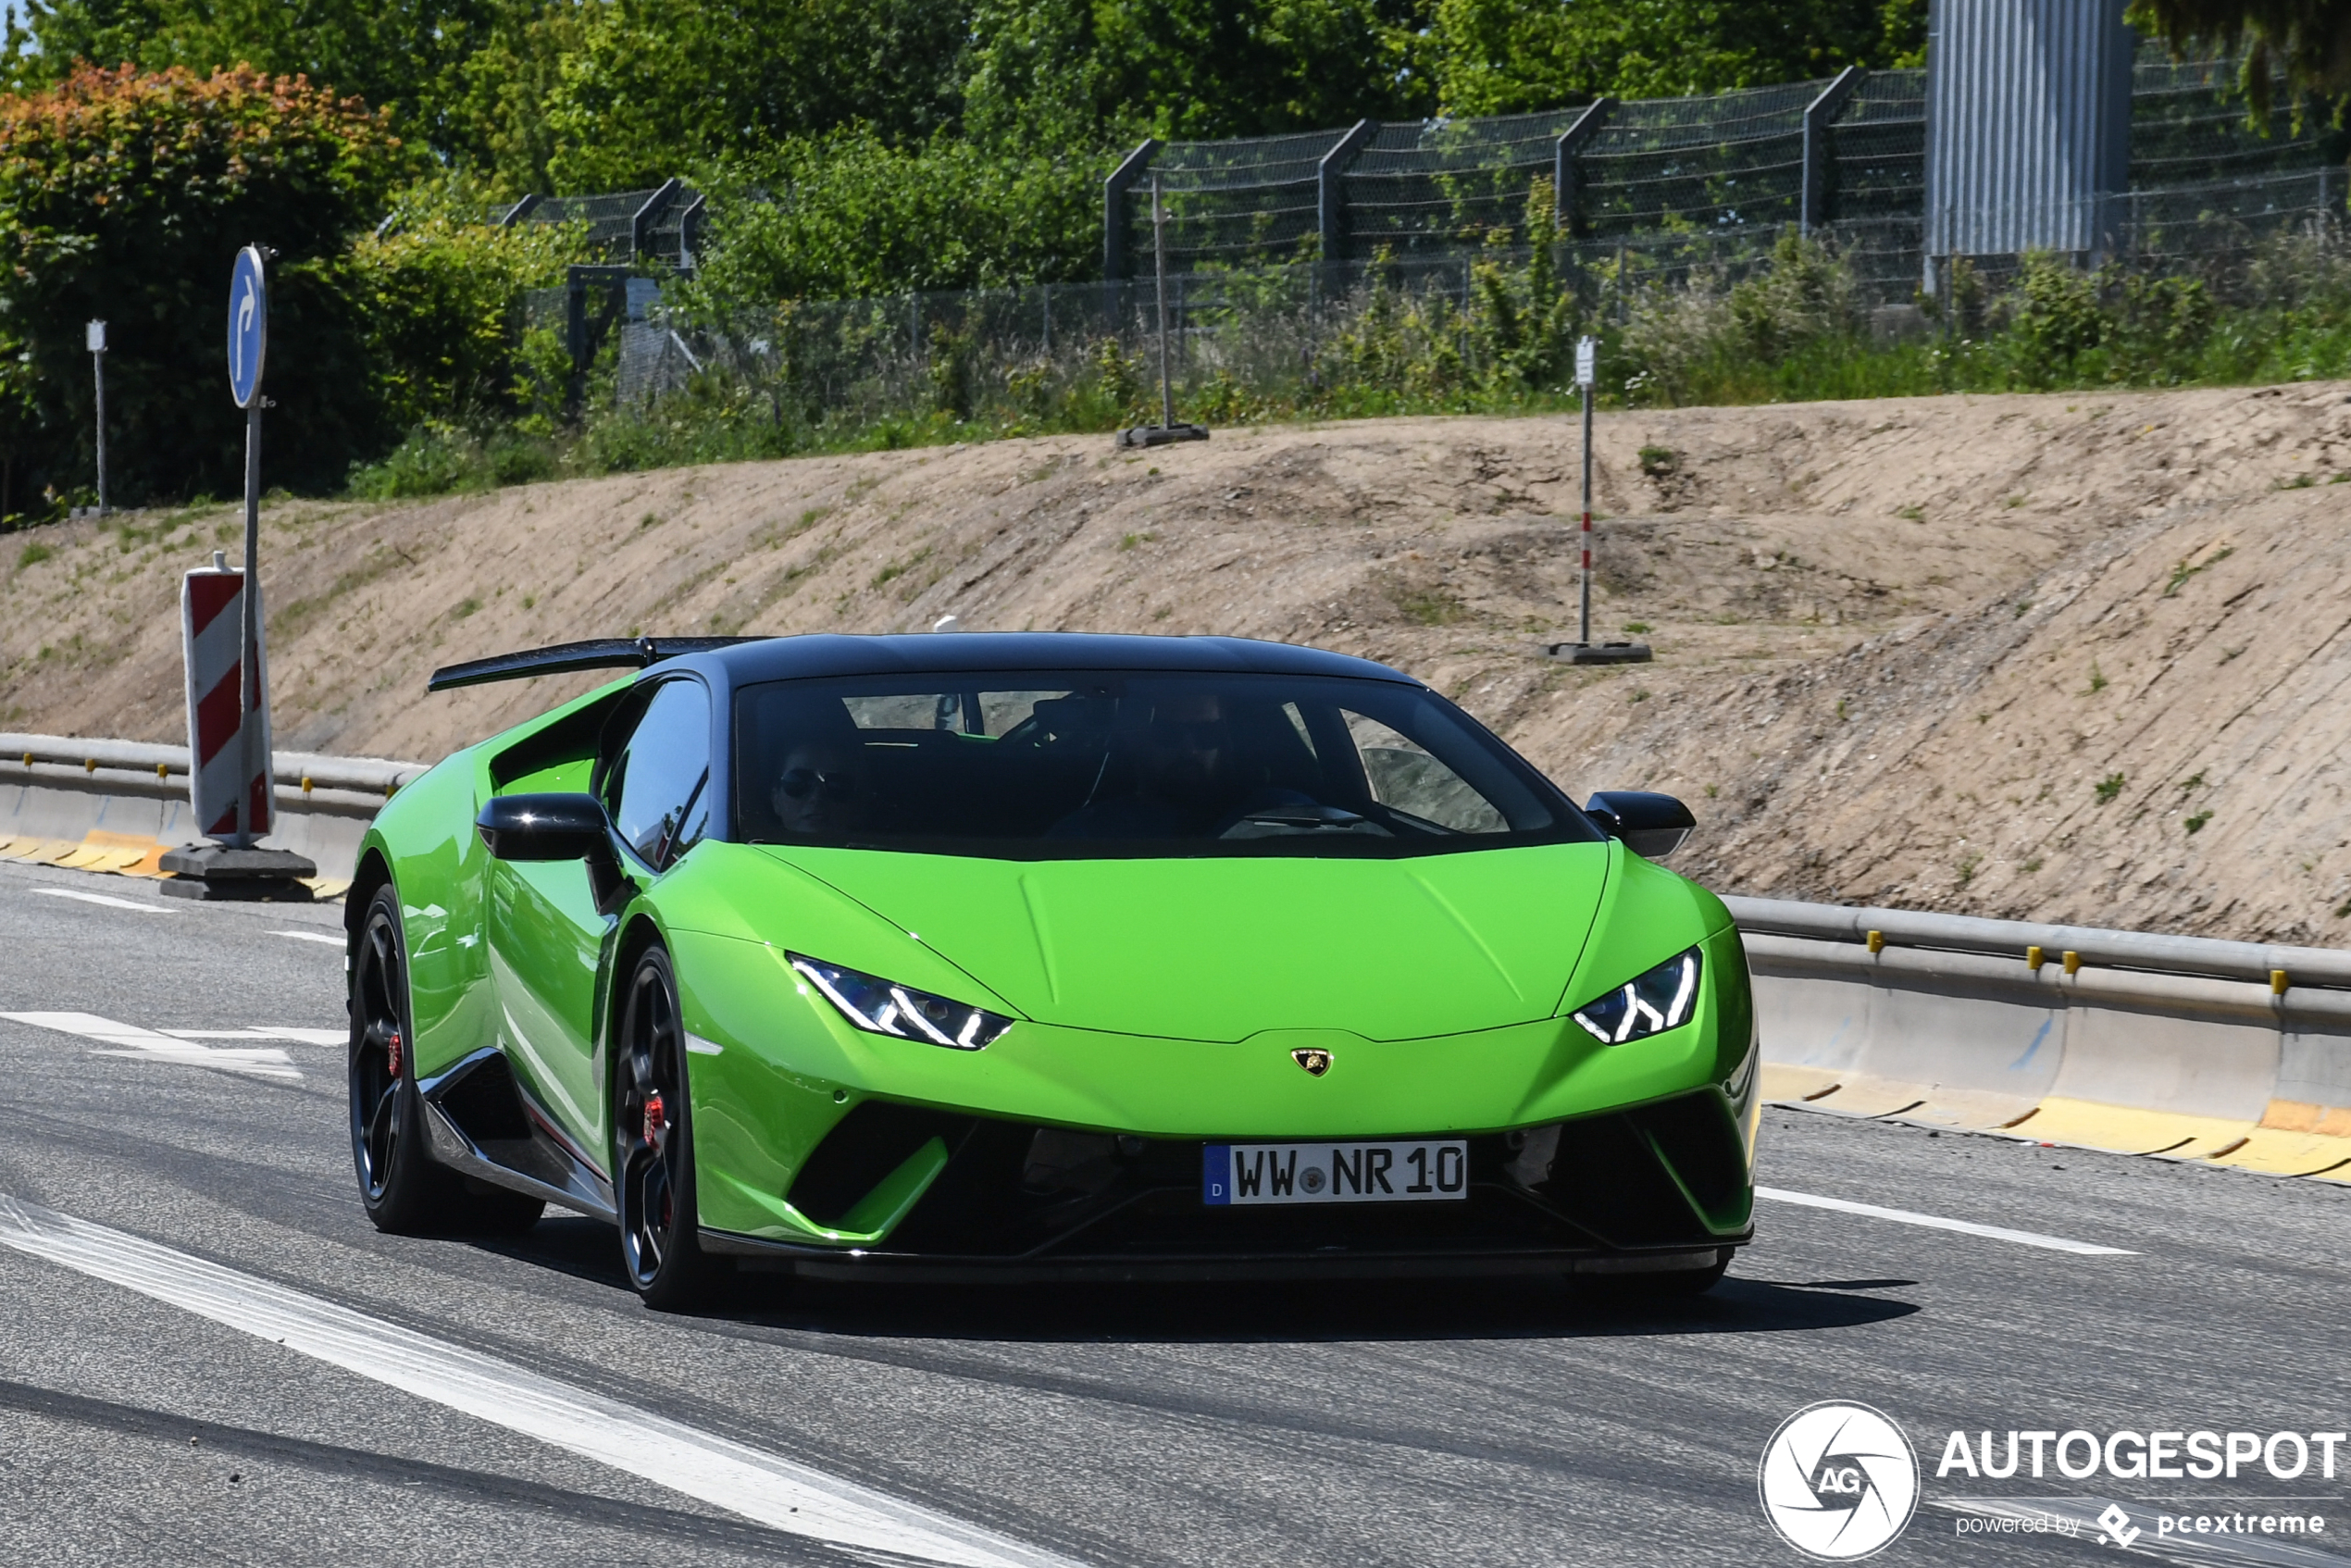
616,943,722,1310
350,883,543,1236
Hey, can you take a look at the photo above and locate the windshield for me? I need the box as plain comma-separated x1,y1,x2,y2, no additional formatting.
731,669,1595,857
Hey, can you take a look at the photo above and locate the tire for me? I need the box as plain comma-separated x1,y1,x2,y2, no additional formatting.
615,943,723,1310
349,884,543,1236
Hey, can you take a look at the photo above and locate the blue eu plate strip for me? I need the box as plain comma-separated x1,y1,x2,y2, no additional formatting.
1201,1145,1230,1205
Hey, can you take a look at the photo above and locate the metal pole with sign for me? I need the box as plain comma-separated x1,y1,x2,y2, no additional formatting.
1114,177,1208,450
86,320,107,516
1577,335,1595,647
159,244,315,900
1548,336,1650,665
230,246,267,847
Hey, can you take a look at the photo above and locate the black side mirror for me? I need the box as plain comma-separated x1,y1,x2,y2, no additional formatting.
477,793,612,862
1585,790,1696,858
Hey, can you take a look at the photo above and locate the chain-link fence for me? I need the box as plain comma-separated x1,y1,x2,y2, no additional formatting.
573,178,2338,426
1116,43,2340,280
485,38,2350,424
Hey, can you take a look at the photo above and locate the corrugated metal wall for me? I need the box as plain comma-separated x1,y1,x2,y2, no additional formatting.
1924,0,2135,258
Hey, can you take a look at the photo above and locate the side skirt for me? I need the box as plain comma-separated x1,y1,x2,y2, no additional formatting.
417,1048,616,1222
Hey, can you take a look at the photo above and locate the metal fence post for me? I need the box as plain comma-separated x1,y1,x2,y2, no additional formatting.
629,178,681,267
1554,97,1614,237
1319,119,1378,279
1801,68,1864,235
1102,139,1163,288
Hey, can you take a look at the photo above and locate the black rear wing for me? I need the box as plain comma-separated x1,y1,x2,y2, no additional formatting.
427,636,762,693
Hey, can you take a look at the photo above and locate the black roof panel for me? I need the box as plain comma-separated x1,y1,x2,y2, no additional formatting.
689,632,1420,686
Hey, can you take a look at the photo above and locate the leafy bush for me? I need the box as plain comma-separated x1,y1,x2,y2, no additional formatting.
351,189,583,432
676,131,1103,307
0,64,410,504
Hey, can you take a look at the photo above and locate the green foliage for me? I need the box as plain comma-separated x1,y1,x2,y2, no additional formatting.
539,0,970,192
962,0,1436,146
351,186,581,431
2126,0,2351,117
1426,0,1926,116
4,0,496,161
676,133,1101,305
2096,772,2127,803
0,63,408,503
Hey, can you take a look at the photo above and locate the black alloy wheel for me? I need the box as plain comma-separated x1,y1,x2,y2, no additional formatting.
616,944,721,1309
350,885,443,1231
349,883,542,1235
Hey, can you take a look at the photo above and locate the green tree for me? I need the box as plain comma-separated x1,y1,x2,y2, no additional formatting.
538,0,973,192
3,0,502,165
2127,0,2351,114
961,0,1435,146
1425,0,1925,116
0,63,409,501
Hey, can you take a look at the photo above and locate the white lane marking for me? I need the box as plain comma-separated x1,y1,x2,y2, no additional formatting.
0,1012,300,1081
270,929,344,947
0,1197,1082,1568
158,1027,346,1048
1755,1186,2135,1256
31,888,173,914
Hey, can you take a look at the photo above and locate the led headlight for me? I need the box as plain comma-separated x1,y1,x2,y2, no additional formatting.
789,953,1014,1051
1571,947,1702,1045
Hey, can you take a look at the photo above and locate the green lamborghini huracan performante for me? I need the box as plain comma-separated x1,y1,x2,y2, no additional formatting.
346,633,1758,1308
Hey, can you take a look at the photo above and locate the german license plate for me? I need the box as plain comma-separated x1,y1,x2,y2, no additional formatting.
1201,1140,1469,1206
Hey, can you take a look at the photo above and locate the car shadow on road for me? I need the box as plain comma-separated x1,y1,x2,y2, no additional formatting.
744,1274,1920,1344
479,1216,1920,1342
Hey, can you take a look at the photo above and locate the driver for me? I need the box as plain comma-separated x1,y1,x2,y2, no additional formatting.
770,737,870,838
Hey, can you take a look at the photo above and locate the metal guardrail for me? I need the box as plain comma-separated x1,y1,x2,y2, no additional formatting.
1725,895,2351,993
0,733,429,798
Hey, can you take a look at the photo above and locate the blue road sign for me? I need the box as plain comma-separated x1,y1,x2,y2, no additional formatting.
227,246,267,408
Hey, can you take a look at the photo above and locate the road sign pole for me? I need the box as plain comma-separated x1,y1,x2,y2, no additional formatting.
1579,358,1594,649
238,393,261,846
1153,175,1173,431
87,320,107,517
1547,335,1649,666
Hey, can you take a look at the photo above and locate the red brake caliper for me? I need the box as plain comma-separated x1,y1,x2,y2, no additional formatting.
386,1030,403,1081
643,1091,666,1149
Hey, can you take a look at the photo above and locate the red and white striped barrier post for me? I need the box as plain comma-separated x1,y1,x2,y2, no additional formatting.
180,553,271,845
156,244,315,901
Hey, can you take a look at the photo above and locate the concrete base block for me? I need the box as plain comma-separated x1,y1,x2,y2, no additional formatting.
1114,423,1211,448
1547,641,1653,665
157,842,317,902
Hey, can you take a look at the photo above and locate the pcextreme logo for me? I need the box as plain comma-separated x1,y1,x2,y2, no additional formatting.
1760,1401,1922,1560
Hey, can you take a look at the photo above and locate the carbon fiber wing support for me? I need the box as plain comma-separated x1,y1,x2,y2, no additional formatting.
426,636,761,693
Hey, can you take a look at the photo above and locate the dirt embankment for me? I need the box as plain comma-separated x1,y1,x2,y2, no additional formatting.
6,383,2350,941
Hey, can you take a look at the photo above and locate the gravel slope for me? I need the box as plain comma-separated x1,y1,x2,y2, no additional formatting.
6,382,2350,940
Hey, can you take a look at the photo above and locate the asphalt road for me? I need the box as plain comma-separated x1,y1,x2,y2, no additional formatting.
1,851,2347,1568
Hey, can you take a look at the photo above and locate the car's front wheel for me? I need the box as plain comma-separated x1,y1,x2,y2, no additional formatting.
349,883,542,1236
616,943,723,1310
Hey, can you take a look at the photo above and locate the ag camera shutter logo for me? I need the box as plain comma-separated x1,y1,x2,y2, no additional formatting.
1759,1401,1921,1560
